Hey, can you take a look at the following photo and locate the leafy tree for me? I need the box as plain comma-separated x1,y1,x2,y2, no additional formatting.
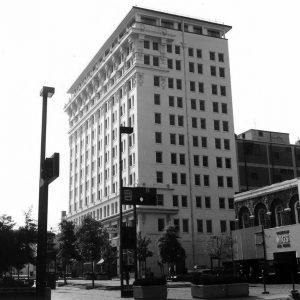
137,232,153,277
157,225,185,277
207,234,233,269
57,220,78,284
76,215,107,287
101,237,117,278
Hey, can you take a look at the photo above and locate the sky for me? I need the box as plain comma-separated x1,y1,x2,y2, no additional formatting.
0,0,299,230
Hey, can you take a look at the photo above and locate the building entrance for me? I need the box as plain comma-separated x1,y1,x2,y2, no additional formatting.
273,251,297,283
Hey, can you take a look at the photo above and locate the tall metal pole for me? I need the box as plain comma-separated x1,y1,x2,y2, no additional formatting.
119,128,124,296
261,225,269,294
36,93,49,300
133,204,138,281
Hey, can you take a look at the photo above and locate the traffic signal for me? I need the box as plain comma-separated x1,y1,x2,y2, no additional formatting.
42,153,59,184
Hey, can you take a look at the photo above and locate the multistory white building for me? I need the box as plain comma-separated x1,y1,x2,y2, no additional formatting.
64,6,238,271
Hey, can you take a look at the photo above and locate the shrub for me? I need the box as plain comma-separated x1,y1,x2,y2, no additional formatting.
133,277,166,286
192,275,247,285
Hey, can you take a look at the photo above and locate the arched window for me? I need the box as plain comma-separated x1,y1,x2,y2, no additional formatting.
294,202,300,223
275,205,284,227
257,208,267,226
242,211,251,228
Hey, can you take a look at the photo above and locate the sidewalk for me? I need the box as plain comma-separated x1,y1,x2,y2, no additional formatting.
53,279,299,299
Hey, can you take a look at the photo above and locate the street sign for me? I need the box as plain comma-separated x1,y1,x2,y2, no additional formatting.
121,187,157,205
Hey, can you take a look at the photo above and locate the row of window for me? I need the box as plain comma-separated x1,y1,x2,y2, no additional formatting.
156,171,233,187
158,218,234,233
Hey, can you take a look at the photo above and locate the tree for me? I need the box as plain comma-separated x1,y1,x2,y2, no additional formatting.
207,234,233,269
157,225,185,277
57,219,78,284
76,215,107,287
101,237,117,278
137,232,153,277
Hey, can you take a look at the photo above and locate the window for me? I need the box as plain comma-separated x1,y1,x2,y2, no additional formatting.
179,135,185,145
190,81,195,92
180,173,186,184
182,219,189,232
195,174,201,186
155,132,162,143
156,151,163,163
177,97,183,108
200,118,206,129
217,176,224,187
191,99,196,109
155,113,161,124
196,196,202,208
223,121,229,132
227,176,233,188
224,139,230,150
175,60,181,70
219,67,225,78
174,219,180,231
205,197,211,208
156,171,163,183
179,154,185,165
175,45,180,54
194,155,199,166
201,137,207,148
222,103,227,114
168,78,174,89
169,96,174,107
167,59,173,69
172,173,178,184
188,48,193,56
213,102,219,113
154,76,160,87
197,64,203,74
210,66,216,76
144,55,150,65
202,156,208,167
177,116,183,127
230,221,235,231
171,153,177,164
197,220,203,233
158,218,165,231
228,198,234,209
215,138,221,149
193,136,199,147
209,51,215,60
173,195,178,206
198,82,204,93
154,94,160,105
199,100,205,111
153,56,159,66
144,40,150,49
220,86,226,96
204,175,210,186
189,62,194,73
219,197,225,209
167,44,172,53
212,84,218,95
192,117,197,128
225,158,231,169
181,196,187,207
220,220,227,233
157,194,164,205
170,133,176,145
176,79,182,90
197,49,202,58
206,220,212,233
153,41,159,50
169,114,175,125
216,157,222,168
218,53,224,62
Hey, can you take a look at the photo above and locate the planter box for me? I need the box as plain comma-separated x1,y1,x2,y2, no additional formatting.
133,285,167,300
191,283,249,299
0,287,51,299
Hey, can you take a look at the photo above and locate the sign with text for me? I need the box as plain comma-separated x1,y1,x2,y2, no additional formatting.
276,230,291,248
121,187,157,206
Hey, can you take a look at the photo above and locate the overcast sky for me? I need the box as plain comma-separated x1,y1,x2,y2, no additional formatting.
0,0,299,229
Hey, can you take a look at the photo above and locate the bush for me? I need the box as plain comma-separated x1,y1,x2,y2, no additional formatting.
133,277,166,286
192,275,247,285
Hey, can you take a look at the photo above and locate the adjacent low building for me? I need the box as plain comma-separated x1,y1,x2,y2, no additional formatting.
233,178,300,282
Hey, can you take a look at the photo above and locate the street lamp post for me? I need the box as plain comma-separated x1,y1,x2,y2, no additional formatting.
36,86,55,300
119,126,133,297
261,225,269,295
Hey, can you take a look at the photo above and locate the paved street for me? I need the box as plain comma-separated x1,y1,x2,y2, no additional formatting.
51,279,300,300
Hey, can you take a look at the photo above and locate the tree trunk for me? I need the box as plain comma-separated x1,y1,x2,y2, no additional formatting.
91,260,94,287
64,263,67,284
